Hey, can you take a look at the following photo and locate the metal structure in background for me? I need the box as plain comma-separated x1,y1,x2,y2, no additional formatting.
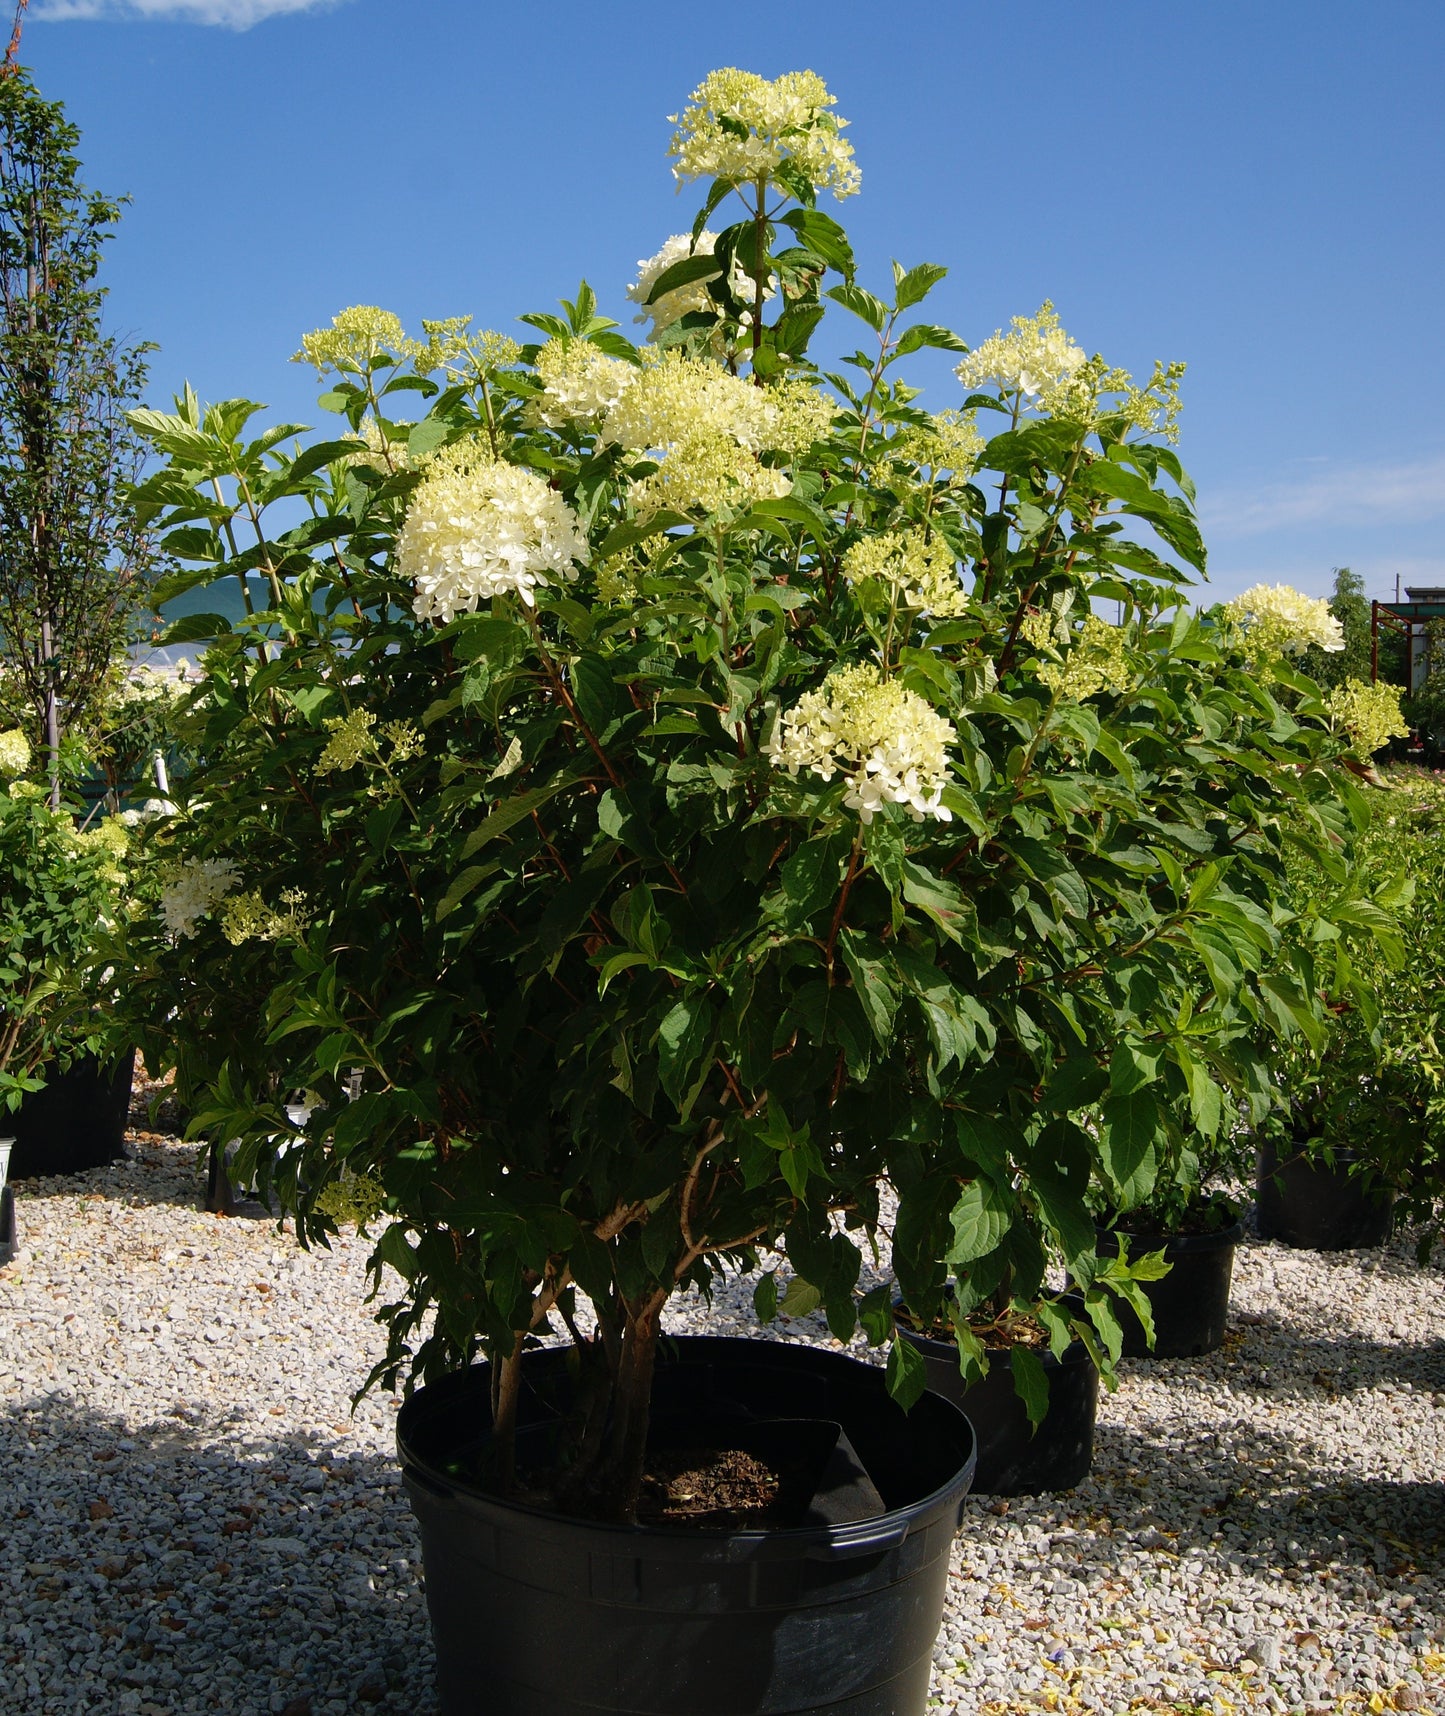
1371,588,1445,689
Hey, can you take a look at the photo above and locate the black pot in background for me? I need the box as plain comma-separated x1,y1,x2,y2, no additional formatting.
1095,1217,1244,1358
1256,1139,1394,1251
0,1184,14,1266
8,1049,136,1180
398,1335,976,1716
897,1318,1097,1496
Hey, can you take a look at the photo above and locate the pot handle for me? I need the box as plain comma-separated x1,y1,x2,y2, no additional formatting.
805,1518,909,1560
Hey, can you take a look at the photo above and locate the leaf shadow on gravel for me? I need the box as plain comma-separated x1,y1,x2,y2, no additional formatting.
2,1390,439,1716
1071,1400,1445,1620
1221,1307,1445,1401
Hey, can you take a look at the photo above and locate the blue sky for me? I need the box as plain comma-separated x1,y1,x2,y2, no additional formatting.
19,0,1445,607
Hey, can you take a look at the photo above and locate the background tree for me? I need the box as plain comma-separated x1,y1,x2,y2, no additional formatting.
0,66,154,805
1298,566,1405,690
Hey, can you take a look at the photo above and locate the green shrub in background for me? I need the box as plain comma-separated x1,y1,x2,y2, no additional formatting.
0,728,130,1109
1274,766,1445,1255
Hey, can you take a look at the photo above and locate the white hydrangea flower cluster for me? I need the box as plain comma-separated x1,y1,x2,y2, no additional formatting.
1223,585,1345,659
293,305,421,374
766,662,956,824
73,819,130,887
955,303,1086,402
160,858,238,939
670,69,860,199
1032,614,1134,701
893,409,984,476
626,231,767,340
399,440,588,621
418,317,521,380
532,339,637,427
601,351,831,518
0,727,32,779
220,886,311,947
119,663,193,704
1323,678,1409,759
842,529,969,618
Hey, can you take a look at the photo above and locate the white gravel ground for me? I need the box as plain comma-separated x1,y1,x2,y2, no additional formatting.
1,1123,1441,1716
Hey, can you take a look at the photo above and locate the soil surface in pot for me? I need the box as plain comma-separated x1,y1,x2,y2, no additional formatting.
485,1413,887,1531
897,1303,1050,1352
636,1446,790,1528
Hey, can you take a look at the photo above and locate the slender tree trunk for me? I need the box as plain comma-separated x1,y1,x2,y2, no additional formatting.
38,603,57,805
595,1287,668,1521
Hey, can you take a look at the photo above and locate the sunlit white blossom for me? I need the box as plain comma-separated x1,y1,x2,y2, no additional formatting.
955,303,1086,401
766,662,956,824
1223,585,1345,658
532,339,637,427
399,441,588,620
160,858,238,939
601,350,831,518
669,68,860,199
0,728,31,779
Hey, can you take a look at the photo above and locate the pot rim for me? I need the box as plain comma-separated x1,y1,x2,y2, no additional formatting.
1095,1217,1245,1253
397,1333,977,1554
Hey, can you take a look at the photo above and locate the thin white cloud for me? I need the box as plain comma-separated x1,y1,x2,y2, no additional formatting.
1203,451,1445,539
34,0,350,27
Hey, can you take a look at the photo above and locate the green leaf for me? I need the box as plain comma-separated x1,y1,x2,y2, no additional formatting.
571,654,621,735
1098,1087,1162,1203
892,262,949,310
436,863,502,922
1109,1040,1162,1096
1085,1289,1125,1366
767,830,850,926
838,929,900,1046
858,1283,893,1346
779,1276,822,1319
947,1177,1013,1264
1110,1276,1158,1351
1031,1171,1095,1278
1010,1346,1050,1433
162,612,232,643
779,207,855,279
644,250,724,304
885,1334,928,1410
893,322,969,357
656,995,713,1116
825,283,888,333
459,778,581,859
1170,1040,1224,1137
754,1271,779,1323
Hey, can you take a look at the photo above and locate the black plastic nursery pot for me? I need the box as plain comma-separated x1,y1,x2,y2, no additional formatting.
8,1049,136,1180
1095,1218,1244,1359
1256,1139,1394,1251
0,1184,14,1267
397,1334,977,1716
895,1322,1097,1496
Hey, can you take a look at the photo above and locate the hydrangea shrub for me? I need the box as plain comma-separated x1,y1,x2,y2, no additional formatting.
113,68,1378,1517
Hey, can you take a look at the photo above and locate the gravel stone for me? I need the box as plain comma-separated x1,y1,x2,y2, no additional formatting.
2,1125,1442,1715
